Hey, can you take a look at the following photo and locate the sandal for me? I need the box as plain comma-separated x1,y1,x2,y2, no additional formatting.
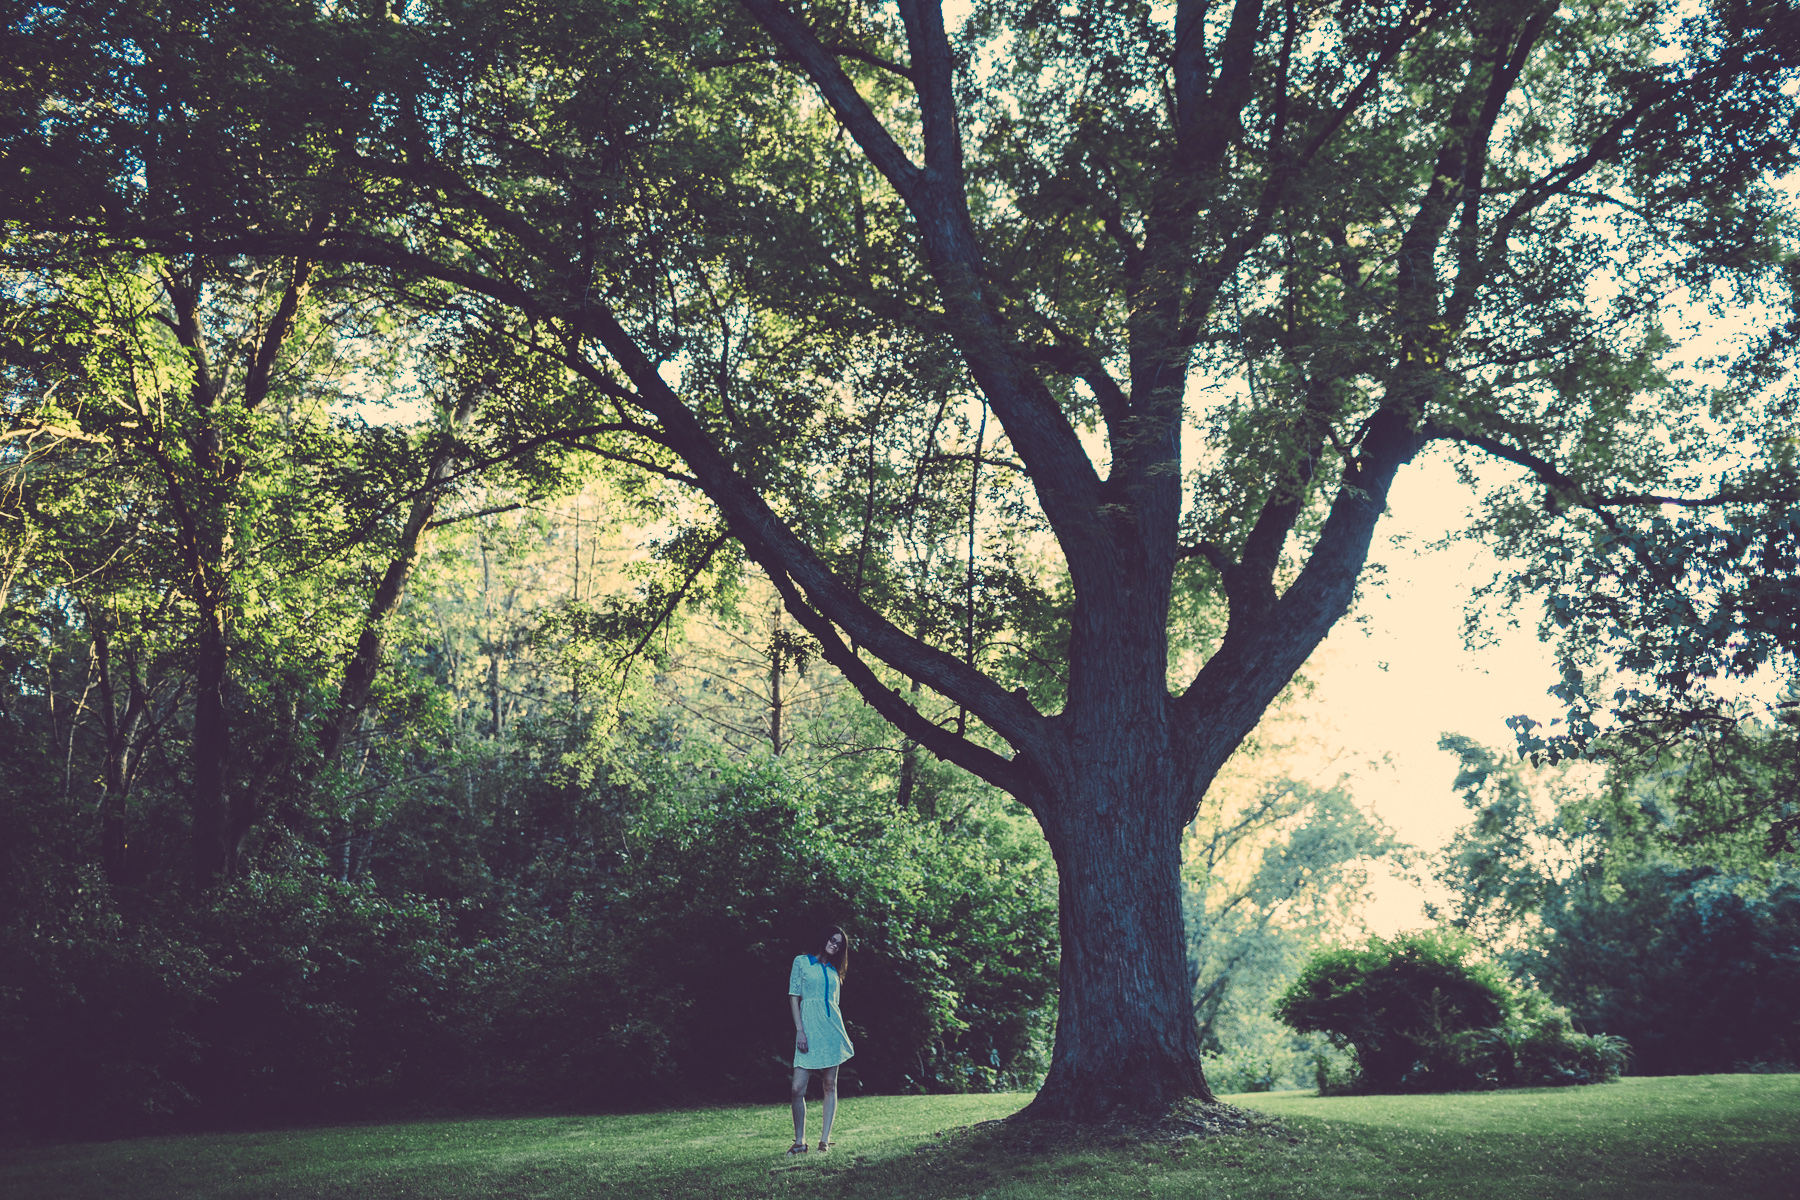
784,1142,809,1156
817,1141,831,1153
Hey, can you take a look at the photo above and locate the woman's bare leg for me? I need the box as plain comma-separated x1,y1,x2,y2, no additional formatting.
790,1067,811,1145
819,1065,839,1148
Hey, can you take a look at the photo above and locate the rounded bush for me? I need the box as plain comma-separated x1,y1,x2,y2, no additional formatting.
1275,929,1627,1092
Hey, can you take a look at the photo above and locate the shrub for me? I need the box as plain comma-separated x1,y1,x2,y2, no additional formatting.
0,862,464,1137
178,872,471,1123
589,759,1059,1101
1274,929,1627,1092
1201,1022,1349,1094
0,864,220,1137
0,747,1057,1136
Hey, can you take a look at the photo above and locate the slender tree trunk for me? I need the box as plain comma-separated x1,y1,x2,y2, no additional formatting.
312,448,462,766
300,389,478,859
896,674,927,815
89,623,149,886
164,260,250,886
91,625,125,881
769,650,783,754
488,648,503,739
191,604,231,885
896,735,918,811
768,596,785,754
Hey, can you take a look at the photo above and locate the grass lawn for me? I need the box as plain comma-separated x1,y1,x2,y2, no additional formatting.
3,1075,1795,1199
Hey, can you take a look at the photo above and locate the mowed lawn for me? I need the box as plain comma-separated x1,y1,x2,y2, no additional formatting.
3,1075,1796,1199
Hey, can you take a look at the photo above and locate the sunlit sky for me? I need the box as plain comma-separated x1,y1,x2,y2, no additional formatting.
1290,449,1561,934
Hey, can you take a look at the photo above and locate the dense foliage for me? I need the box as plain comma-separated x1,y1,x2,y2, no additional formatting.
1431,735,1800,1076
0,723,1057,1138
1274,929,1627,1093
1501,483,1800,765
1525,863,1800,1076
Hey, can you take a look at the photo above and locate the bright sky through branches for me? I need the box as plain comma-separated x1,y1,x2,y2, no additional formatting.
1298,450,1562,934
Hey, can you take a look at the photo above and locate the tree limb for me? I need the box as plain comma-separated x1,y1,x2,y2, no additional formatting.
572,292,1054,781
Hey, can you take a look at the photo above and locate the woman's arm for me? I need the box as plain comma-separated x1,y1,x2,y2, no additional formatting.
790,994,808,1053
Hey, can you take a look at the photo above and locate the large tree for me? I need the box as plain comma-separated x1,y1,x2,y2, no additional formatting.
6,0,1798,1118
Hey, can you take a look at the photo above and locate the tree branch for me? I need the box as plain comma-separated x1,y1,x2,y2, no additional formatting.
736,0,924,197
1434,424,1798,510
609,530,732,689
759,555,1031,799
738,0,1111,583
695,44,916,82
572,292,1054,778
1176,408,1429,782
425,502,525,530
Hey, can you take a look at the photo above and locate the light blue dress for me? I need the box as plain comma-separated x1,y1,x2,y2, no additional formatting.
789,953,855,1069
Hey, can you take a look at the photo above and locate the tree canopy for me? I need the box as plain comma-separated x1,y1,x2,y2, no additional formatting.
5,0,1798,1120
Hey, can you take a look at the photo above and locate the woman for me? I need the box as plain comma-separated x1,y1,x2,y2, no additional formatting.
785,925,854,1155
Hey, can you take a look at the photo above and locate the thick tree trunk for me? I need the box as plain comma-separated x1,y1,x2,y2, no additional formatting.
1018,547,1217,1118
1026,761,1213,1118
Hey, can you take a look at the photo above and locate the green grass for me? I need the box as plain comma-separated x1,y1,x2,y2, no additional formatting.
4,1076,1796,1199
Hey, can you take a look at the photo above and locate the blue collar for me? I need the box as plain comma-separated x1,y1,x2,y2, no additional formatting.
807,954,836,972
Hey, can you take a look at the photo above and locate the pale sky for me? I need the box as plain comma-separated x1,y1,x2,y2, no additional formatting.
1293,449,1561,934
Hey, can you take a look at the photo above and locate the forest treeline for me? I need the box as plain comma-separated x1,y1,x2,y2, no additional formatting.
0,366,1070,1135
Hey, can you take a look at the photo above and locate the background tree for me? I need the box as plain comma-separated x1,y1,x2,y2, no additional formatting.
1180,702,1403,1091
1430,733,1800,1075
0,246,403,882
6,0,1798,1120
0,241,591,883
1488,445,1800,853
1524,861,1800,1075
0,462,1068,1134
1488,418,1800,760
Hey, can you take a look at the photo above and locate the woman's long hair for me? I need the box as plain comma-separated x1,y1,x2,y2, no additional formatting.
821,925,850,978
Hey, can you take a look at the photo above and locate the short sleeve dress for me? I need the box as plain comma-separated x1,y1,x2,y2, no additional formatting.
788,953,855,1069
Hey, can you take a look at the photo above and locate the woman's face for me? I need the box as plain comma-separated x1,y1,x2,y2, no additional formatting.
823,931,845,958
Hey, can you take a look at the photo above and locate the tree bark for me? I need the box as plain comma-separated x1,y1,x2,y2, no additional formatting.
1027,755,1213,1117
190,604,231,885
89,622,150,887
